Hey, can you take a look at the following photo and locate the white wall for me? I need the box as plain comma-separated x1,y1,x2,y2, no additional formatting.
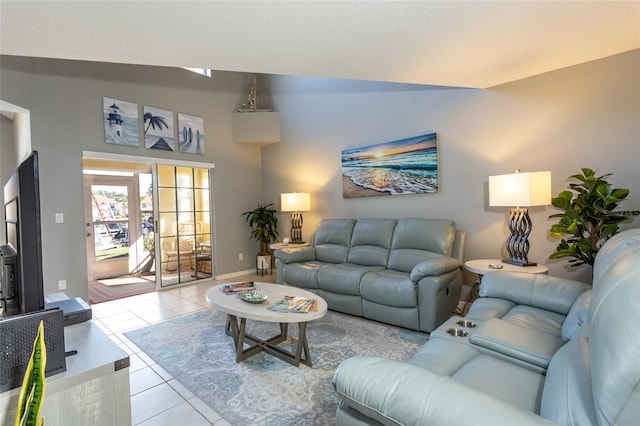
263,50,640,285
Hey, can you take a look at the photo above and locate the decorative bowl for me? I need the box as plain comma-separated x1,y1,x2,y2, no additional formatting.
238,290,268,304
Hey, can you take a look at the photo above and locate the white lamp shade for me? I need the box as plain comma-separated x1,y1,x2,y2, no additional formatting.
489,171,551,207
280,192,311,212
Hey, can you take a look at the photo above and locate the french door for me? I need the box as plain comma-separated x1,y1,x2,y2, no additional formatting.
84,175,140,281
156,164,213,288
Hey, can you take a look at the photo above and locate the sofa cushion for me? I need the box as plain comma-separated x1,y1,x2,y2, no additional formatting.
591,227,640,286
561,289,592,342
282,261,328,290
540,323,597,425
359,270,417,307
389,218,456,258
589,239,640,425
387,219,456,272
387,249,445,273
502,305,566,337
452,354,546,413
347,219,396,267
334,356,557,426
318,263,384,295
409,337,480,374
408,337,545,413
479,271,589,316
312,219,356,263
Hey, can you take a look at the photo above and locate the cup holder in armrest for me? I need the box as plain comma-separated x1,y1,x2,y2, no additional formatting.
455,319,478,329
445,328,469,338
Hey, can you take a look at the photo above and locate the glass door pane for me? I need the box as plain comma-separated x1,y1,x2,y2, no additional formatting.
157,165,213,287
84,177,137,281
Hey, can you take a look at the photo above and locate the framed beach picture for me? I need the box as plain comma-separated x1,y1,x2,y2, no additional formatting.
103,97,139,146
144,106,175,151
178,113,205,154
341,133,438,198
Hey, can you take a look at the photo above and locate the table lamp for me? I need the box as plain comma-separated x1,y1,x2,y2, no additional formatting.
280,192,311,244
489,170,551,266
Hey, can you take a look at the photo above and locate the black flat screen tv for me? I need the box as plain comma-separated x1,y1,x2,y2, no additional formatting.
1,151,44,316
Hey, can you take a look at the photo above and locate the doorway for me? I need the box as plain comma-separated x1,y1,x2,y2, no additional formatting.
83,155,215,304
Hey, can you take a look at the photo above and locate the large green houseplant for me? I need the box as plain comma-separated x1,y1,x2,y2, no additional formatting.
549,168,639,267
242,203,279,255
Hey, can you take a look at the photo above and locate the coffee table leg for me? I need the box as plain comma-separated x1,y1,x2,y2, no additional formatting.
236,317,248,362
295,322,312,367
225,316,313,367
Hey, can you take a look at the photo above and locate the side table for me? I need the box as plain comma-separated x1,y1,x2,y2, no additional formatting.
270,242,310,250
463,259,548,304
464,259,548,276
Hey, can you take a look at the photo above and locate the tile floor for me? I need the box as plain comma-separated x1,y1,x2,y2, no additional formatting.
90,273,276,426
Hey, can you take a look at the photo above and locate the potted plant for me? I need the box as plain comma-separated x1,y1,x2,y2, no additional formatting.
242,203,279,255
15,320,47,426
549,167,639,267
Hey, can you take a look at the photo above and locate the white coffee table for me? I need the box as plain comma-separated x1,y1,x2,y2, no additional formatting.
205,282,328,367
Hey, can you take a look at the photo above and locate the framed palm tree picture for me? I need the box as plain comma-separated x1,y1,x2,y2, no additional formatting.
103,97,139,146
178,113,205,155
144,106,174,151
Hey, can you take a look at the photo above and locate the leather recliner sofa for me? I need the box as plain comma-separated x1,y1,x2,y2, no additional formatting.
332,228,640,425
274,218,466,333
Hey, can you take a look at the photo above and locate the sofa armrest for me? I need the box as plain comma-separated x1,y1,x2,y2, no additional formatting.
273,246,316,263
410,256,461,282
333,356,556,426
480,271,590,315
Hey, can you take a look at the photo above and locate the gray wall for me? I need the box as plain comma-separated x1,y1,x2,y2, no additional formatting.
263,50,640,284
0,56,266,300
0,50,638,301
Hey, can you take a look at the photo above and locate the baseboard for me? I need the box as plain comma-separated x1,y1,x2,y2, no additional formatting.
215,269,258,280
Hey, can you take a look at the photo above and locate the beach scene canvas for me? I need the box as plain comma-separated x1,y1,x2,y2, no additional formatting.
144,106,175,151
103,97,139,146
342,133,438,198
178,113,205,154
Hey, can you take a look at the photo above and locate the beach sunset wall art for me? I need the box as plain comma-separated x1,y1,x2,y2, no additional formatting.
103,97,139,146
341,133,438,198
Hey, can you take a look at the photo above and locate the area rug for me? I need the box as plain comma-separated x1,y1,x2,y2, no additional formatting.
125,309,428,425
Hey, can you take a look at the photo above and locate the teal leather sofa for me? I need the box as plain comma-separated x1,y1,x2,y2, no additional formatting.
274,218,466,333
333,228,640,425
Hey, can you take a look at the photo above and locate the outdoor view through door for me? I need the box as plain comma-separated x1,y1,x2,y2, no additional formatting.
84,169,156,303
84,159,213,303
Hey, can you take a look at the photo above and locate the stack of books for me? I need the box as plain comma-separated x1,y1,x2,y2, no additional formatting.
219,282,255,295
268,296,317,313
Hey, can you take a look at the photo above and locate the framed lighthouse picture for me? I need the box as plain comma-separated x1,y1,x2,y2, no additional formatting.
103,97,140,146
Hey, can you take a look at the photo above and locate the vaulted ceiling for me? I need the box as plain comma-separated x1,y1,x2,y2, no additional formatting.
1,1,639,88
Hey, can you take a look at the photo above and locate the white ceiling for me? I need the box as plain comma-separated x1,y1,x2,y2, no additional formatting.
1,1,639,88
